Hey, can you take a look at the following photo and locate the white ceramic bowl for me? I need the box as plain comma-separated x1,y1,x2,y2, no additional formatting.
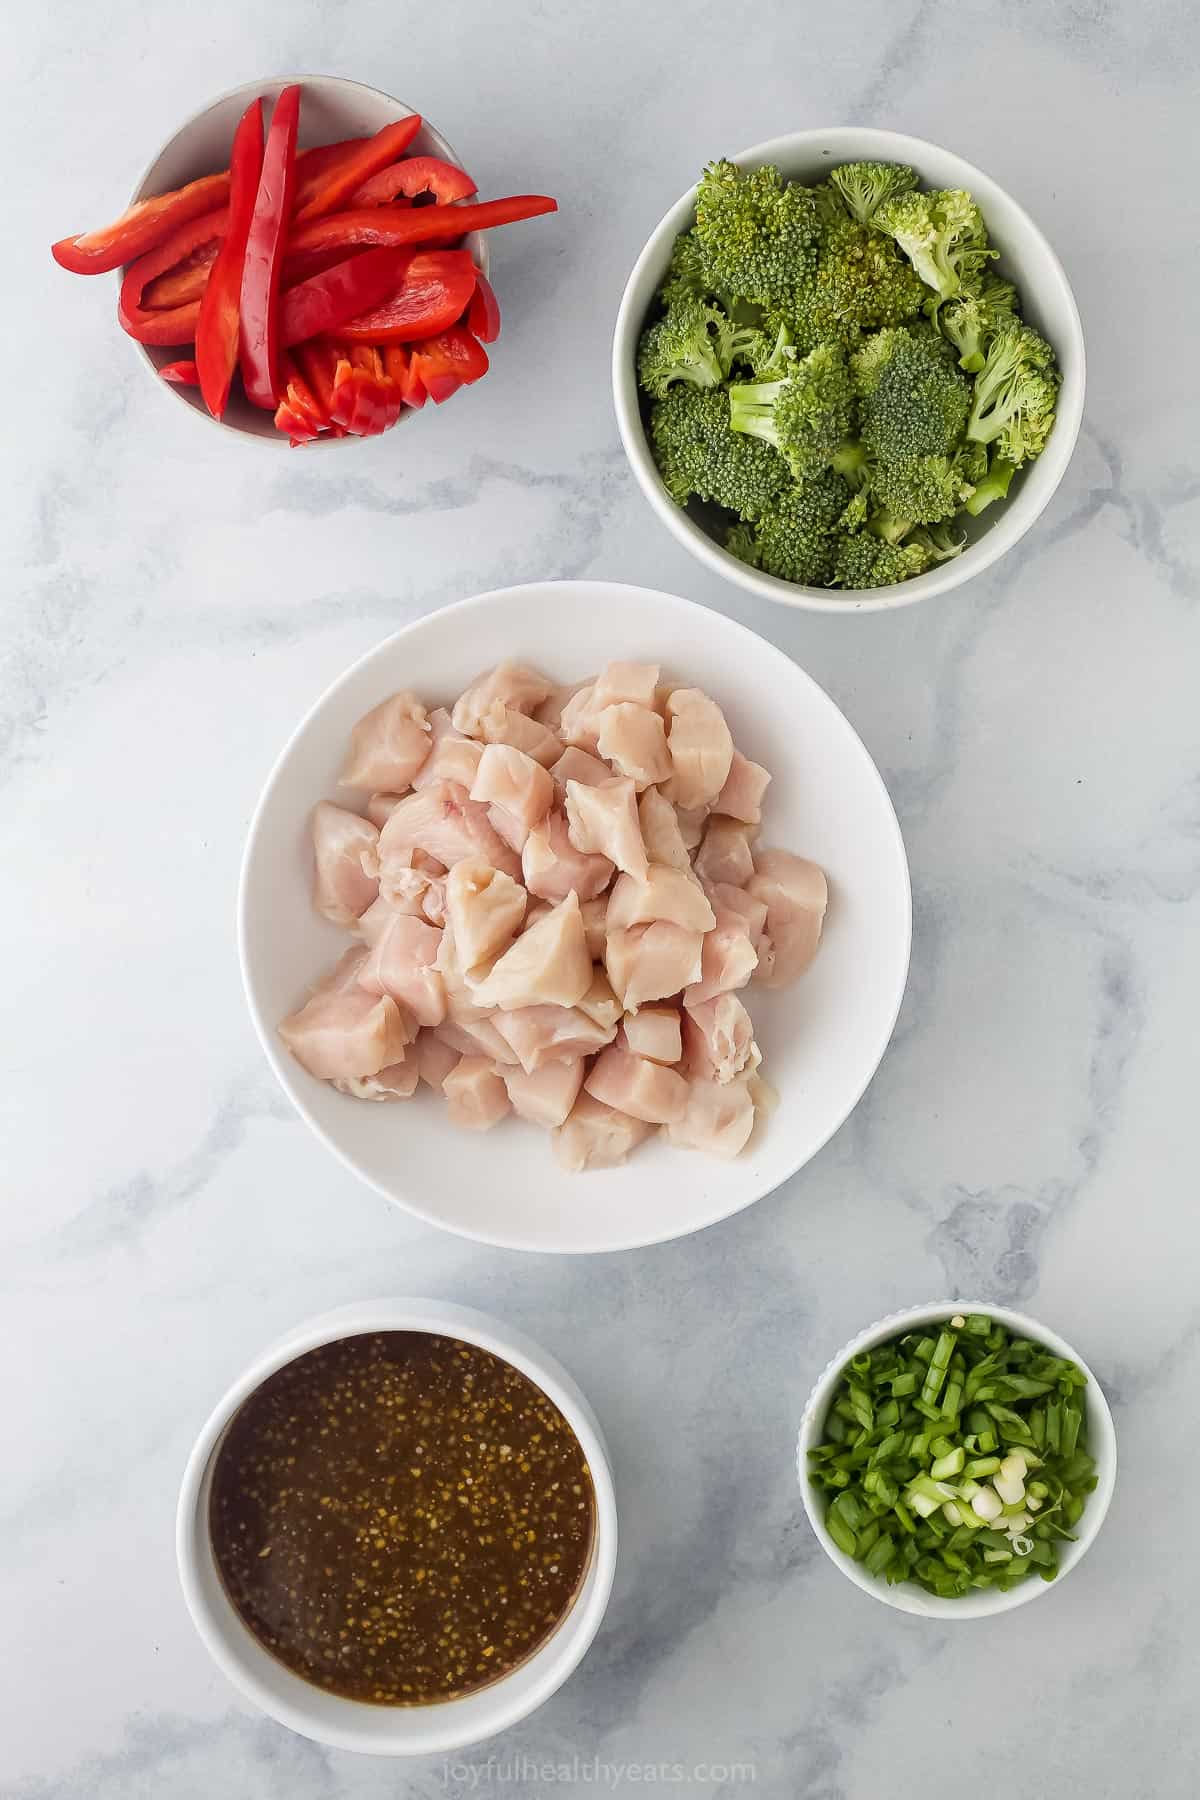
177,1297,618,1754
797,1302,1117,1617
122,74,488,442
612,126,1085,613
238,579,911,1253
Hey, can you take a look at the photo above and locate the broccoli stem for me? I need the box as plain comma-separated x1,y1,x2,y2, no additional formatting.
964,457,1016,516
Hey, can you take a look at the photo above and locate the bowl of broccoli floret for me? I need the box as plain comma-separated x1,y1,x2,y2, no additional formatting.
613,127,1084,611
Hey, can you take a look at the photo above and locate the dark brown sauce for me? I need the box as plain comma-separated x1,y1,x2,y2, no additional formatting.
209,1331,596,1705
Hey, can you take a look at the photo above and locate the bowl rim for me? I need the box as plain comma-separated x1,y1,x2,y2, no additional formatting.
795,1300,1118,1618
236,577,913,1253
611,124,1086,614
176,1296,619,1754
118,72,488,447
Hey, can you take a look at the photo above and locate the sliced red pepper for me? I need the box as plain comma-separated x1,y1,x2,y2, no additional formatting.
351,156,476,207
118,208,230,344
285,194,559,271
279,246,417,347
410,323,490,402
294,137,368,181
330,249,478,344
52,170,231,276
294,340,344,424
196,98,264,419
143,241,220,310
381,344,426,409
160,359,200,385
466,271,501,344
239,85,301,409
274,351,330,441
292,116,422,224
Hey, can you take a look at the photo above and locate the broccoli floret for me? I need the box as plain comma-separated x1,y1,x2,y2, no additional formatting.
751,469,851,585
828,160,919,225
852,326,971,465
873,188,995,306
802,218,930,344
649,386,790,520
939,276,1020,372
833,531,932,589
909,521,967,562
870,449,977,526
728,343,856,480
963,452,1017,515
694,159,820,305
660,229,710,306
637,295,764,398
724,520,762,566
966,322,1059,465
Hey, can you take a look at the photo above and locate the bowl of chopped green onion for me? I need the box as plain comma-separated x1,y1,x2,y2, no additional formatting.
797,1304,1116,1615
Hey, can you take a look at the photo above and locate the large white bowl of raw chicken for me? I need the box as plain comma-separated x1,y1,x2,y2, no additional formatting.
239,580,911,1252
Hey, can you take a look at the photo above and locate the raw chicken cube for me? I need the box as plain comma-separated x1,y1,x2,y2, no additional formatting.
357,909,446,1027
592,660,661,710
340,691,431,792
470,744,554,832
622,1006,682,1065
576,968,623,1033
693,816,756,888
479,701,562,767
311,801,379,926
606,867,716,934
552,1092,656,1171
533,679,592,732
675,807,708,852
468,891,592,1010
523,809,614,903
444,857,527,974
415,1031,460,1092
486,803,531,855
706,882,768,948
435,1016,520,1065
605,921,704,1011
585,1045,688,1124
637,786,691,870
279,950,412,1081
558,683,603,753
334,1059,420,1101
580,897,608,959
716,749,771,825
596,704,673,790
662,689,734,810
377,780,521,883
682,904,758,1006
681,993,760,1084
411,707,484,793
365,793,403,827
503,1058,586,1130
668,1076,756,1158
443,1056,511,1131
747,850,828,987
493,1004,616,1073
550,746,611,792
565,778,649,880
452,662,556,736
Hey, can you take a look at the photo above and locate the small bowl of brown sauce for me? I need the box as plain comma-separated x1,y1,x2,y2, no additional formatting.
177,1299,617,1754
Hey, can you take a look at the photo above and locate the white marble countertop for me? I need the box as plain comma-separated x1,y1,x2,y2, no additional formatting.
7,3,1200,1795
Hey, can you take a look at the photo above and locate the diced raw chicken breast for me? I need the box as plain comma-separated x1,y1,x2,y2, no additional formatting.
435,1015,520,1065
334,1058,420,1101
622,1006,682,1064
681,993,760,1084
470,744,554,834
479,701,562,767
411,707,484,793
675,807,708,852
533,679,592,732
550,746,611,792
605,921,704,1011
415,1030,460,1092
716,749,771,825
662,689,734,810
637,786,691,870
557,683,602,753
443,1056,511,1131
357,909,446,1027
503,1058,586,1130
444,857,526,974
596,704,673,790
493,1004,616,1073
311,801,380,926
580,897,608,959
606,867,715,934
586,1045,688,1124
452,662,556,737
468,891,592,1010
576,967,623,1032
340,691,431,792
377,780,521,884
693,816,756,888
683,904,758,1006
365,793,403,827
522,809,614,903
747,850,828,988
592,660,660,710
552,1092,656,1172
668,1076,756,1158
706,882,768,948
565,778,649,880
279,950,412,1081
486,804,531,855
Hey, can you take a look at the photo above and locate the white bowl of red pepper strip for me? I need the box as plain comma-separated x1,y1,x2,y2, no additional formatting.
796,1303,1117,1617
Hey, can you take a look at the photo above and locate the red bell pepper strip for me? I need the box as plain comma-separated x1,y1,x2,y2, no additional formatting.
292,116,422,224
351,156,476,207
381,344,426,409
196,98,264,419
143,241,220,310
52,170,231,276
118,208,230,343
160,359,200,385
326,249,478,344
466,271,501,344
286,194,558,264
294,340,344,424
239,85,301,408
410,323,489,402
274,351,330,441
279,246,417,347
